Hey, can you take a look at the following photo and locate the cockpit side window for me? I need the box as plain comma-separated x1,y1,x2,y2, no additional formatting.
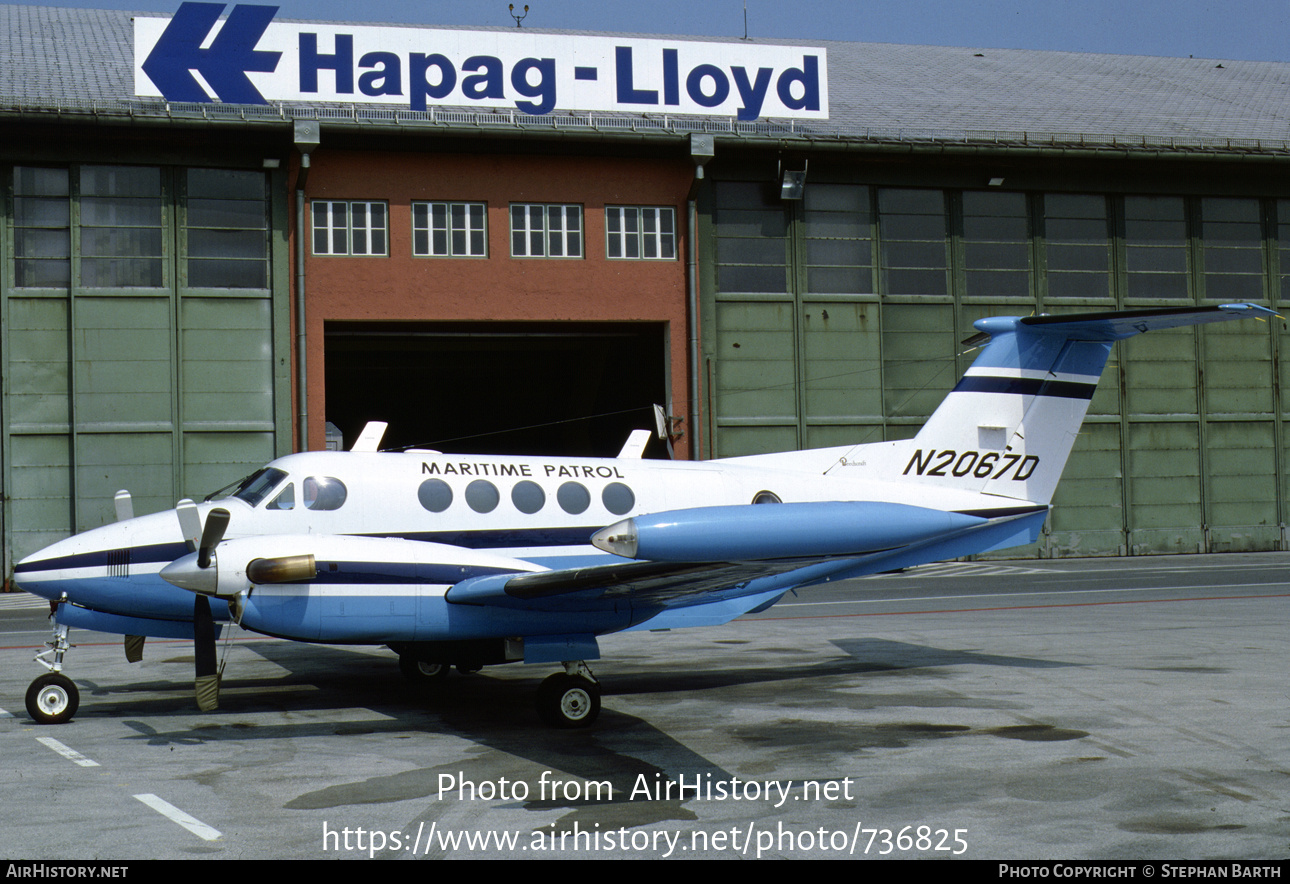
231,467,288,507
267,483,295,510
303,476,347,511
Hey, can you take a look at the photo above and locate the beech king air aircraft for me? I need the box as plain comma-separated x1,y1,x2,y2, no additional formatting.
13,304,1278,727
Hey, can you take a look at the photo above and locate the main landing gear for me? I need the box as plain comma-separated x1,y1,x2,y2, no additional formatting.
536,662,600,728
397,653,601,727
26,605,79,724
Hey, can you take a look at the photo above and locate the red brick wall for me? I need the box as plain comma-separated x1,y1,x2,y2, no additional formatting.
293,149,695,456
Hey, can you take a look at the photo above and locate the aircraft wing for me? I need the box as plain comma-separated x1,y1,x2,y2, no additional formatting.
446,558,809,612
445,503,1050,615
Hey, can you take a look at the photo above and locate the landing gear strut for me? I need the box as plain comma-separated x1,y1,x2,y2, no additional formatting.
536,662,600,728
27,603,79,724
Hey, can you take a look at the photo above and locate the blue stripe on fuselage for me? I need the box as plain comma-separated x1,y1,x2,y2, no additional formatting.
14,541,190,574
374,527,601,548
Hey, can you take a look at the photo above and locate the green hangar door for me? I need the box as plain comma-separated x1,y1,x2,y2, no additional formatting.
323,322,669,456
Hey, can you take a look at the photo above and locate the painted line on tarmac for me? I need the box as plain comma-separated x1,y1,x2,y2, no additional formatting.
764,589,1290,619
775,581,1290,609
36,735,100,767
134,793,222,841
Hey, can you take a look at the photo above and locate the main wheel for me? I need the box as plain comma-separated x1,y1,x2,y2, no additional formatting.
26,673,79,725
399,655,449,683
536,673,600,728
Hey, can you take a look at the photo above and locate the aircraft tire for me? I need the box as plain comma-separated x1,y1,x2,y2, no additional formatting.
536,674,600,728
399,655,450,683
26,673,79,725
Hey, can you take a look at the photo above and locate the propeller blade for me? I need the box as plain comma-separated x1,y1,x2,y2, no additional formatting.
197,508,231,569
193,595,219,712
124,635,144,663
176,499,201,553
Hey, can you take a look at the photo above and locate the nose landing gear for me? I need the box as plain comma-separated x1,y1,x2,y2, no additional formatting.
27,604,80,724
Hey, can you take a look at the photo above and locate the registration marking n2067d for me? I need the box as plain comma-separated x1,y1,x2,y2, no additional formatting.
902,449,1039,481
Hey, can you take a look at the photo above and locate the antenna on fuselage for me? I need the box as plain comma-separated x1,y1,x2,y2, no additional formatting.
350,421,388,452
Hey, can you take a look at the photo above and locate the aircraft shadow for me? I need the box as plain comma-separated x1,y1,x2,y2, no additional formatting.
829,638,1079,670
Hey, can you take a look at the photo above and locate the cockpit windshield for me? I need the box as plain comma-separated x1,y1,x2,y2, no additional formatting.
210,467,289,507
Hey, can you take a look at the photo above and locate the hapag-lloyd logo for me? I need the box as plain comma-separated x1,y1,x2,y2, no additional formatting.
134,3,829,119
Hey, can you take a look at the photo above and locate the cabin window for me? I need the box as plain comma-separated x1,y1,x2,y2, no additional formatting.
557,482,590,514
511,480,546,514
303,476,347,511
602,482,635,515
466,480,499,513
267,484,295,510
231,467,287,507
418,478,453,513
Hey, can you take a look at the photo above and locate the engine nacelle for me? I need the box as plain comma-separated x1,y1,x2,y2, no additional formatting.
164,534,546,642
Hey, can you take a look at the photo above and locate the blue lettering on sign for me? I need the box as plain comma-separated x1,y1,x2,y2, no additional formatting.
144,4,823,118
142,2,281,104
613,46,820,121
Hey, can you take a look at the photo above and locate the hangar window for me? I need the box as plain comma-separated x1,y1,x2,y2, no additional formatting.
714,181,788,294
303,476,347,510
606,207,675,259
511,204,582,258
185,169,269,289
1123,196,1187,298
1042,194,1112,300
877,188,949,295
1200,198,1263,302
80,165,164,288
803,184,873,294
13,167,71,288
413,202,487,257
312,200,388,256
962,191,1030,298
557,482,590,514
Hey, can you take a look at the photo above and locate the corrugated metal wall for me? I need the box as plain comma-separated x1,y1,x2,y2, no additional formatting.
703,178,1287,557
2,164,291,574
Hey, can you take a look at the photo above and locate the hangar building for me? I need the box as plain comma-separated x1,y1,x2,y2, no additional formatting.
2,3,1289,578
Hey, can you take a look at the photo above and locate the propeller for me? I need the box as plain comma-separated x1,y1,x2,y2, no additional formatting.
159,503,318,712
169,503,231,712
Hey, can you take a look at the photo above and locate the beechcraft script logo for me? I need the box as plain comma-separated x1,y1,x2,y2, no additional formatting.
141,3,281,104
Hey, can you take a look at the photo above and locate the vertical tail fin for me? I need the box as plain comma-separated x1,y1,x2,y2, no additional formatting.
892,304,1278,505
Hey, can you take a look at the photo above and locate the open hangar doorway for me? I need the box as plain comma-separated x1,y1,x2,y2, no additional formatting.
323,322,671,457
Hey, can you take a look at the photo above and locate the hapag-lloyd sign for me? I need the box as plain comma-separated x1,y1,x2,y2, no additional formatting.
134,3,829,120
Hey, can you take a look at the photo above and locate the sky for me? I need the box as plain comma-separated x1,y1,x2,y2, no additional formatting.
8,0,1290,63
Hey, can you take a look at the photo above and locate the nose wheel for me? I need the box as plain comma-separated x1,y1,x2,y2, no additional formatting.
26,673,79,725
